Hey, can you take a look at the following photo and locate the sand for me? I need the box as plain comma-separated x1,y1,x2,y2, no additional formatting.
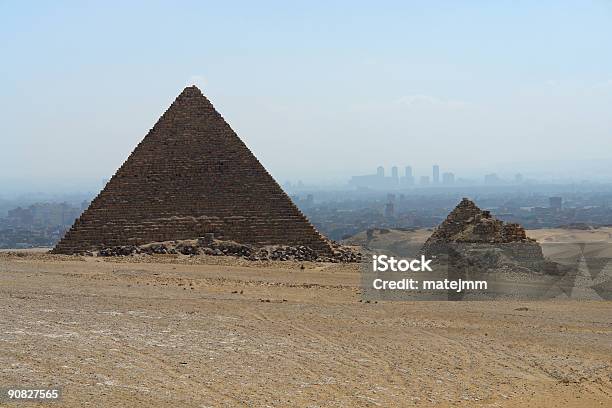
0,251,610,407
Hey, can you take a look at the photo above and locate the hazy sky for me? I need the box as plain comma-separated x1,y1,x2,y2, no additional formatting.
1,1,612,193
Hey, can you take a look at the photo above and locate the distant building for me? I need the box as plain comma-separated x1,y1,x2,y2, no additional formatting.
549,196,562,210
484,173,500,185
420,176,430,186
402,166,414,186
442,172,455,185
533,207,552,217
349,174,380,188
7,207,34,225
433,165,440,184
391,166,399,184
349,166,398,189
384,202,394,217
7,202,81,229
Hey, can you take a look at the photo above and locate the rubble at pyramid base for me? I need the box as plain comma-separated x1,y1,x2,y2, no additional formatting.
74,236,362,263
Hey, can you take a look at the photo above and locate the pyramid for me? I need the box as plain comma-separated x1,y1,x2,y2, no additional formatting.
422,198,544,266
52,86,332,255
423,198,535,246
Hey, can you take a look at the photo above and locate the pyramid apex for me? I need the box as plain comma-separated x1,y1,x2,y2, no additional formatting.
179,85,203,97
458,197,479,208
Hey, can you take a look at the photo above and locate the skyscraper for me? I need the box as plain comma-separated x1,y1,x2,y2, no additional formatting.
433,165,440,184
384,202,394,217
377,166,384,177
391,166,399,184
402,166,415,186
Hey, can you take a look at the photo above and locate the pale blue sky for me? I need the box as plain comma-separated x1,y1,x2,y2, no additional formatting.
1,1,612,192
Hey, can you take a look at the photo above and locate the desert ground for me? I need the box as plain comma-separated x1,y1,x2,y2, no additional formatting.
0,230,611,407
347,226,612,258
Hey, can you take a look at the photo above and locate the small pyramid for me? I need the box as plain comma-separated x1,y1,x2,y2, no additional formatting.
421,198,547,282
421,198,544,267
53,86,332,254
424,198,533,246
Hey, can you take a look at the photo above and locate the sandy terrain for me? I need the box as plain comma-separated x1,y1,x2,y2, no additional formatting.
346,227,612,259
0,251,610,407
528,227,612,243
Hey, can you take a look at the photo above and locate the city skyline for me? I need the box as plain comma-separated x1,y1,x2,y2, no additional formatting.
3,159,612,197
349,164,546,189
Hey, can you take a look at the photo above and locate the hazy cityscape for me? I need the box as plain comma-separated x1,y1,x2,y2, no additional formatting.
348,164,529,189
4,168,612,247
296,177,612,239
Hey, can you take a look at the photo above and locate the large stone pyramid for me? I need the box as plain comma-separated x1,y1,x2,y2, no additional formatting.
53,86,332,255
